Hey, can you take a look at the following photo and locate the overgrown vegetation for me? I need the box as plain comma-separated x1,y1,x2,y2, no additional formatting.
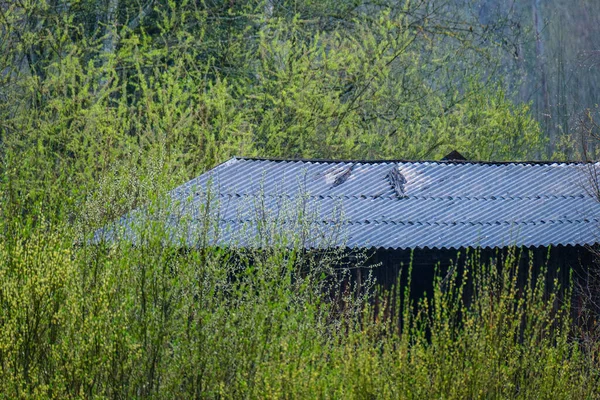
1,0,546,223
1,0,599,398
1,206,599,398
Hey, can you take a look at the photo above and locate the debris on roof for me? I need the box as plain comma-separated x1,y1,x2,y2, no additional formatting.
331,163,355,188
100,157,600,250
386,166,407,198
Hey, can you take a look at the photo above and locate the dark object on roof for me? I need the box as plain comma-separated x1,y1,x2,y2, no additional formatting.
331,163,356,188
442,150,467,161
386,166,407,198
99,157,600,250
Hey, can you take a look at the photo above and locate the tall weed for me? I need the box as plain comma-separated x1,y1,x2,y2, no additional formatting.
0,201,598,398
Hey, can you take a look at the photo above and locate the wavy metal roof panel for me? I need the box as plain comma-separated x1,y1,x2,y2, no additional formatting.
104,157,600,250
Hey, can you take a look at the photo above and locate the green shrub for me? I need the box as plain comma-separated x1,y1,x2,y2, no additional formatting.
0,205,598,398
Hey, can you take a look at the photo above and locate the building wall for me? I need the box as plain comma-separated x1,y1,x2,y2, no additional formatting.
355,245,596,312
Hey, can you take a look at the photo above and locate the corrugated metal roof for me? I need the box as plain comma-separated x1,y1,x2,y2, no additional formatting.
102,157,600,250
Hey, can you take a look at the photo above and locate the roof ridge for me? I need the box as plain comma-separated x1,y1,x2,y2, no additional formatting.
232,156,597,166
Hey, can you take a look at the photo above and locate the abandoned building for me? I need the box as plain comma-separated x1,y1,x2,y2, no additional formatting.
101,152,600,298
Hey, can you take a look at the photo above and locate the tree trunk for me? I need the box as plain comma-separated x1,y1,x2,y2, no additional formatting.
99,0,119,89
532,0,551,144
102,0,119,58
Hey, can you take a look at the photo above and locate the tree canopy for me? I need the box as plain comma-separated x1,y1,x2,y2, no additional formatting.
0,0,558,223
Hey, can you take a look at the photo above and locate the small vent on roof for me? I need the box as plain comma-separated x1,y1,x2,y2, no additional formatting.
442,150,467,161
387,167,407,198
330,164,355,188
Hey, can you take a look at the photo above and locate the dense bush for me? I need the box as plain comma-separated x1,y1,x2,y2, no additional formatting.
0,207,598,398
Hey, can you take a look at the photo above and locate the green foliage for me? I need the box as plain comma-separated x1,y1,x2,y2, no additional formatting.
0,0,546,226
0,212,598,398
